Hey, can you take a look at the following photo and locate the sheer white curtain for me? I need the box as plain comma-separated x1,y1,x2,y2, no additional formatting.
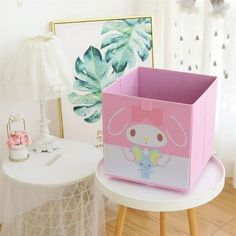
136,0,236,177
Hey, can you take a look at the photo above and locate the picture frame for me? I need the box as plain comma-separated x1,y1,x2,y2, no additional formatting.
51,16,155,148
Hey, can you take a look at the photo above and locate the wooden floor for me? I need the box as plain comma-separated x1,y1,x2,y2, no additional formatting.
106,178,236,236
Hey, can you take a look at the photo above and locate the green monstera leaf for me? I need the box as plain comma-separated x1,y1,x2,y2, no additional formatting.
68,46,116,123
101,18,152,73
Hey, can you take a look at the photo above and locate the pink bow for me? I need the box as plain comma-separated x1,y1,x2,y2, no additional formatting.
131,106,163,125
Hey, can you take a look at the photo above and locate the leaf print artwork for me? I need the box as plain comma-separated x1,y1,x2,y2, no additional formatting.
101,18,153,73
53,17,153,146
68,46,116,123
68,18,153,123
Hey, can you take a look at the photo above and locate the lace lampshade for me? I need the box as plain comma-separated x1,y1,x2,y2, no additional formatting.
7,33,73,101
5,33,73,152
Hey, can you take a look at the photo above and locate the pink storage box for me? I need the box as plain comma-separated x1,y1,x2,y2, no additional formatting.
102,67,217,191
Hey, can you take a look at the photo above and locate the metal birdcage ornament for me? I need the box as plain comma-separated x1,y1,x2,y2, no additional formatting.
6,114,30,162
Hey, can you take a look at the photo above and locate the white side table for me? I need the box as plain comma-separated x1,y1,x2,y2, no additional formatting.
95,156,225,236
0,139,103,236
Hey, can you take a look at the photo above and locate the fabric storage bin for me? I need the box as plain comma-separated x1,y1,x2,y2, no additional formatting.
102,67,217,191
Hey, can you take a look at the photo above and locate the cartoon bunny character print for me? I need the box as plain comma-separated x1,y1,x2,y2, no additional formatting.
123,124,170,180
107,106,188,181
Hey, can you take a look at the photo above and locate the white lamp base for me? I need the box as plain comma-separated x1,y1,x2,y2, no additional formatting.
31,135,58,153
32,100,59,153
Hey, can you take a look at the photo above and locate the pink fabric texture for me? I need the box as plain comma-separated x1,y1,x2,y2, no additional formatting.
102,67,217,191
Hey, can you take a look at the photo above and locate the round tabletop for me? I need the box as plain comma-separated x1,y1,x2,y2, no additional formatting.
2,139,102,187
95,156,225,212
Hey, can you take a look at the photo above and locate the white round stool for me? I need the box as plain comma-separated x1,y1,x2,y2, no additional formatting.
95,156,225,236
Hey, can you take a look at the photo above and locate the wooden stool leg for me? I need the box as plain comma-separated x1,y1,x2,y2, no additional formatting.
114,205,127,236
160,212,166,236
187,208,198,236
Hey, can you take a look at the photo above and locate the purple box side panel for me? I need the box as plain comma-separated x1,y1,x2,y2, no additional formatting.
203,80,217,166
189,97,206,188
189,78,217,188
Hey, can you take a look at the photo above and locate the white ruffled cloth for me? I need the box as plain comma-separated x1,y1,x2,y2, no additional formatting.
3,33,73,101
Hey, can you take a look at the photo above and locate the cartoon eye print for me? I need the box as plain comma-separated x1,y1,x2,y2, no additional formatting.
126,124,167,147
130,129,136,137
157,133,163,142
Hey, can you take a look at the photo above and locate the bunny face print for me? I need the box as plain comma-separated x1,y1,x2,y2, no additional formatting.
105,105,189,157
126,124,167,147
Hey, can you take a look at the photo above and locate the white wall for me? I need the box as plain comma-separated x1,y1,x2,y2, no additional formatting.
0,0,136,159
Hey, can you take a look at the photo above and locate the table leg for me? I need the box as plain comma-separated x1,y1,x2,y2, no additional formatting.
114,205,127,236
160,212,166,236
187,208,198,236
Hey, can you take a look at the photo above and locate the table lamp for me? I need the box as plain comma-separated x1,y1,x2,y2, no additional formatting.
4,33,73,152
